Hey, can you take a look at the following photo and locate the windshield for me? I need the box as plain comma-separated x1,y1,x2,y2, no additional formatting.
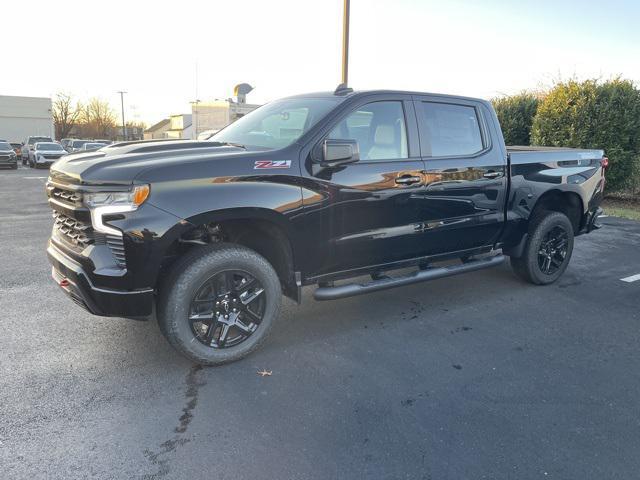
210,97,341,149
72,140,89,147
37,143,63,150
85,143,105,149
0,142,12,150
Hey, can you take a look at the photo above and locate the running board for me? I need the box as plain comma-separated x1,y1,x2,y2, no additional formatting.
313,255,505,301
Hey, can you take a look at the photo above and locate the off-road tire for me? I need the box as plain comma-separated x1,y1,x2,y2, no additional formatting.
157,243,281,365
510,210,574,285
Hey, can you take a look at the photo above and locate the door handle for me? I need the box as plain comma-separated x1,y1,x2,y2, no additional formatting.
483,171,504,179
395,175,422,185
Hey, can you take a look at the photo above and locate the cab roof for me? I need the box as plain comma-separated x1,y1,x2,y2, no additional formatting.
285,88,490,106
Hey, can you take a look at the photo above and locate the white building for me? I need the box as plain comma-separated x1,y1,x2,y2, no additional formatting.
192,100,259,139
0,95,55,142
191,84,260,139
144,118,171,140
143,114,192,140
166,114,193,139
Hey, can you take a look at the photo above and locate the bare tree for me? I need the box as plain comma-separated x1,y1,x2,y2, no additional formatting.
52,93,83,139
80,98,117,139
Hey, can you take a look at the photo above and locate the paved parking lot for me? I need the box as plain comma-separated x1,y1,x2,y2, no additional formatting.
1,165,640,480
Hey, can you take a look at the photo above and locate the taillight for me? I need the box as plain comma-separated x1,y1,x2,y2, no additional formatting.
601,157,609,169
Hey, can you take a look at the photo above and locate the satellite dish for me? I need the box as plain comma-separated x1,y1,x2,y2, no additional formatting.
233,83,254,103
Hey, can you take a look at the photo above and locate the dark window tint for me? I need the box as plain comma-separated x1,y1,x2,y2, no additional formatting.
420,102,483,157
329,101,408,161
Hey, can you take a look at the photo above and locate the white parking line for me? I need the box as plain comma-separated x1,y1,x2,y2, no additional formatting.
23,176,47,179
621,274,640,283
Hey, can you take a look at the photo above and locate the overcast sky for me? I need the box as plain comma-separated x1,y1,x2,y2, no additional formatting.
4,0,639,124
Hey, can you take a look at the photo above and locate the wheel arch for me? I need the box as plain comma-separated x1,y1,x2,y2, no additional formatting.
162,207,300,302
529,189,584,234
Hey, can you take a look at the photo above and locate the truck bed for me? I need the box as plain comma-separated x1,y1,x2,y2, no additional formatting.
507,145,604,164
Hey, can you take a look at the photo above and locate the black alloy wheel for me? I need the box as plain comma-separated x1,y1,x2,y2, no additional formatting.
537,225,569,275
510,210,574,285
157,243,282,365
188,270,265,349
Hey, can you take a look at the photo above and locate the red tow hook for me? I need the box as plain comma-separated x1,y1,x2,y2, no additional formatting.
59,278,70,288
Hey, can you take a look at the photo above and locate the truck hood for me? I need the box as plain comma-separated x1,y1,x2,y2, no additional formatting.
49,139,248,186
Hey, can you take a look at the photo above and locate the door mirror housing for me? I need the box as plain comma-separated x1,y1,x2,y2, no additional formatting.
321,139,360,167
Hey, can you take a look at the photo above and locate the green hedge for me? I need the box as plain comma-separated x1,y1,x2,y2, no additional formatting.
531,78,640,193
492,93,539,146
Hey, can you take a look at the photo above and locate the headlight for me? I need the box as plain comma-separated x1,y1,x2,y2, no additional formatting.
84,185,150,208
84,185,150,235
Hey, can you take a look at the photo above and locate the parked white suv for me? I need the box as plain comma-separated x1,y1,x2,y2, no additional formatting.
21,136,53,165
29,142,67,168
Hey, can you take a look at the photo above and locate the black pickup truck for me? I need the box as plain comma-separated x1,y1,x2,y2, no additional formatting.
46,86,607,364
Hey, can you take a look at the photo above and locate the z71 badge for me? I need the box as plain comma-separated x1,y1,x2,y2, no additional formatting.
254,160,291,169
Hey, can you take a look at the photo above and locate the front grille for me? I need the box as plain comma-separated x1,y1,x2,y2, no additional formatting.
44,154,63,160
49,182,128,270
106,234,127,269
53,211,95,249
49,186,82,207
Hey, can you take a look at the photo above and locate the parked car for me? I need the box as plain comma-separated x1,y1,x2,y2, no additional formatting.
10,142,22,158
46,87,607,365
66,139,91,153
60,138,74,150
29,142,67,168
81,142,108,151
93,139,113,145
21,135,53,164
0,141,18,169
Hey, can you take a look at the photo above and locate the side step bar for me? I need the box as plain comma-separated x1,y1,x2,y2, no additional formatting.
313,255,505,301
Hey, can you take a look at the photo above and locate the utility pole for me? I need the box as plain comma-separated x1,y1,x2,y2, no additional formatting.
341,0,350,86
117,91,127,141
190,100,200,139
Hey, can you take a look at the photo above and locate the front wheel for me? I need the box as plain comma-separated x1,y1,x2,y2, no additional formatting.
157,243,282,365
510,211,574,285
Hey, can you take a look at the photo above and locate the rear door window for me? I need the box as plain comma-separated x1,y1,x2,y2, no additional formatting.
419,102,484,157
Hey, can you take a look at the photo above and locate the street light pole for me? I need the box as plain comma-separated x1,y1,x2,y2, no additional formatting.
190,100,200,139
117,91,127,141
341,0,350,86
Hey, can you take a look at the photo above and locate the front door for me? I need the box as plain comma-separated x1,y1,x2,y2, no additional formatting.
299,96,427,277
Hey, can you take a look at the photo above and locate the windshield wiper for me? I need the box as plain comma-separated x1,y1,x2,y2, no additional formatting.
208,141,247,150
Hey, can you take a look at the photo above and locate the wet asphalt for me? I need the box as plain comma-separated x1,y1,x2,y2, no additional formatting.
1,165,639,480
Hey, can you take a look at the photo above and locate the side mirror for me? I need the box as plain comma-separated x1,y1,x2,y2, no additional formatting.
321,139,360,167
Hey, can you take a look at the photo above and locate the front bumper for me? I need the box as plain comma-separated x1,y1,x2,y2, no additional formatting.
36,157,56,166
48,240,154,317
0,157,17,167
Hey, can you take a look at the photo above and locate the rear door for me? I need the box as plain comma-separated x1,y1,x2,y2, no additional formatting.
413,96,507,254
299,94,427,277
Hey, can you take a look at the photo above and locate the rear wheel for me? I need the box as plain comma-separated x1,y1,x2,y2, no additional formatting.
157,243,282,365
510,211,574,285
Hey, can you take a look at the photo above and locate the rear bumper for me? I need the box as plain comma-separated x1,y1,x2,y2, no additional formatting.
579,207,604,235
47,241,153,318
